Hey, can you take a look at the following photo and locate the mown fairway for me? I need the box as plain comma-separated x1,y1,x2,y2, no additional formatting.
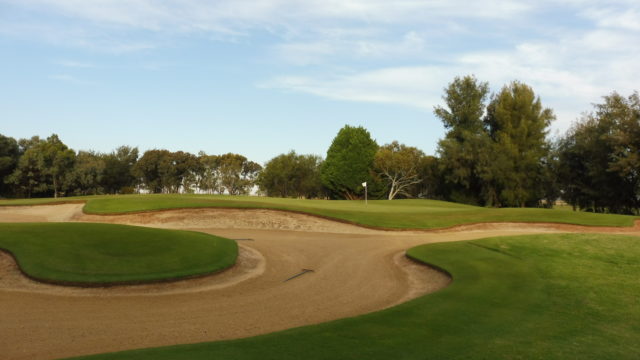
1,194,636,229
68,233,640,359
0,223,237,284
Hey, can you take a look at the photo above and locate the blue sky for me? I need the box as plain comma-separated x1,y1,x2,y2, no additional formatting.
1,0,639,163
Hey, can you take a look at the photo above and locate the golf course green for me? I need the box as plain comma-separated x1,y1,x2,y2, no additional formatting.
68,233,640,359
0,223,238,285
1,194,637,229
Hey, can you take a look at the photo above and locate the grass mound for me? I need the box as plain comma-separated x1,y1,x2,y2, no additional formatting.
70,233,640,359
1,194,637,229
0,223,237,285
3,194,634,229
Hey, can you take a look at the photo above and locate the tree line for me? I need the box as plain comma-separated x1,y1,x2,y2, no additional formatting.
1,75,638,214
0,137,262,197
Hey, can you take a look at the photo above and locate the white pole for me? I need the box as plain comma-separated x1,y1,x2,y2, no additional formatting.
362,182,368,205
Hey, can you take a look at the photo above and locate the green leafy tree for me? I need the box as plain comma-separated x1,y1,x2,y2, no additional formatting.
374,141,425,200
5,137,46,198
411,155,442,199
197,153,221,194
101,146,139,194
320,125,378,200
40,134,76,198
558,91,640,214
482,81,555,207
168,151,201,193
434,75,490,205
6,135,75,198
258,151,324,198
217,153,262,195
65,151,106,195
0,134,20,197
132,149,173,193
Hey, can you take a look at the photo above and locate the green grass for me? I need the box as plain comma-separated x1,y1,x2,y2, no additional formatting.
68,233,640,359
2,194,636,229
0,223,238,284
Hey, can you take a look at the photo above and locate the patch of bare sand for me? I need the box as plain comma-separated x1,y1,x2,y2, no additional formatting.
77,207,382,234
0,203,83,222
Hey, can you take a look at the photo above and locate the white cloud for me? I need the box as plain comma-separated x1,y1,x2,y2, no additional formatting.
266,19,640,131
10,0,534,30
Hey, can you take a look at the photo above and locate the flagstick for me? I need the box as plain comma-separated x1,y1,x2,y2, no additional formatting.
362,182,368,205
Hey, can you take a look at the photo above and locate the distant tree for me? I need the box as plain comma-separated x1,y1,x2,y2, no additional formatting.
217,153,262,195
558,91,640,214
411,155,442,199
132,149,173,193
6,134,75,198
197,153,221,194
101,146,139,194
258,151,324,198
434,75,490,205
482,81,555,207
65,151,105,195
0,134,20,197
320,125,378,199
5,136,45,198
168,151,200,193
39,134,76,198
374,141,425,200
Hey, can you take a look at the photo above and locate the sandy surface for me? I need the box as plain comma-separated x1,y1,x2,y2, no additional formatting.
0,204,639,360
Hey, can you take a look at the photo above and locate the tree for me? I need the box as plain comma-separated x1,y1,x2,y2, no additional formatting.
482,81,555,207
101,146,139,194
0,134,20,197
167,151,200,193
65,151,105,195
6,134,75,198
5,137,46,198
558,91,640,214
411,155,442,199
374,141,425,200
197,153,221,194
217,153,262,195
435,75,489,140
434,75,490,205
320,125,378,199
258,151,324,198
39,135,76,198
132,149,173,193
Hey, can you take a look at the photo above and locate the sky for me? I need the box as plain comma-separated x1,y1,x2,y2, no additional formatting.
1,0,639,163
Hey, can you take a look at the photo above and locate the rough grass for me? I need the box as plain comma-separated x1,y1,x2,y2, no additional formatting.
2,194,635,229
68,233,640,359
0,223,238,284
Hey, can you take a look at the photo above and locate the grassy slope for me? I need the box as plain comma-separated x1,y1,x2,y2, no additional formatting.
2,194,634,229
70,234,640,360
0,223,238,284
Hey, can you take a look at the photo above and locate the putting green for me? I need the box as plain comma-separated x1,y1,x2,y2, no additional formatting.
0,223,237,285
68,233,640,359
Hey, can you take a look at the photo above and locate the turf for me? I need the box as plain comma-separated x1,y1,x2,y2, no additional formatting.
0,223,238,284
2,194,635,229
68,233,640,359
